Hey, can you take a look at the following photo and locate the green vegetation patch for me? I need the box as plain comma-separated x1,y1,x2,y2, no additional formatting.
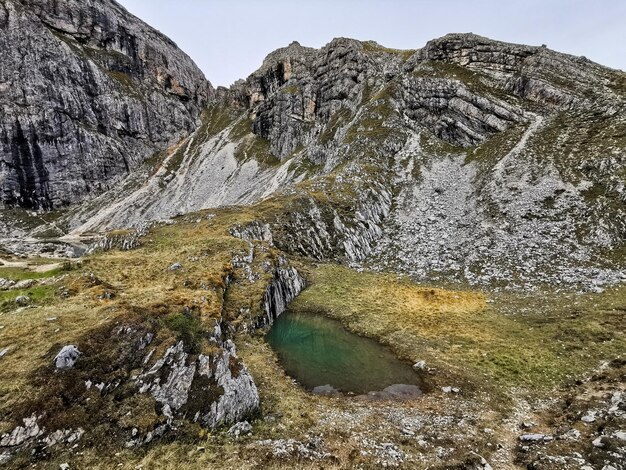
234,134,279,167
0,285,56,311
228,116,254,141
198,105,242,141
281,85,300,95
163,311,204,353
0,264,68,282
344,102,396,144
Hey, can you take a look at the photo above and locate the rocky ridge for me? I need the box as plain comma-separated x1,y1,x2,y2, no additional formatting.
34,32,624,290
0,217,310,464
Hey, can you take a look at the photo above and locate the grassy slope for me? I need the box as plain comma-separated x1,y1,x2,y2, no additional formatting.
0,193,623,469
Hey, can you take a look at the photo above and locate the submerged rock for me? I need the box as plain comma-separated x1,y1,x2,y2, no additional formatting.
381,384,423,398
312,384,344,396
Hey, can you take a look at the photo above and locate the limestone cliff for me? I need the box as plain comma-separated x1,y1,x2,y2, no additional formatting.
1,13,624,290
0,0,211,209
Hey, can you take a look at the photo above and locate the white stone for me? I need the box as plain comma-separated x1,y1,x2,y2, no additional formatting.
54,345,81,369
581,411,597,423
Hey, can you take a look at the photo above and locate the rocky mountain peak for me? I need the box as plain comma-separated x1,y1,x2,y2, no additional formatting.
260,40,316,69
409,32,626,113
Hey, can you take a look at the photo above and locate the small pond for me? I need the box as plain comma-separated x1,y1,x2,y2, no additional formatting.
266,311,424,397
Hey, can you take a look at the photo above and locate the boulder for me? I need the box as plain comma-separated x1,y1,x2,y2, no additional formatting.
54,345,81,369
14,295,30,305
14,280,36,290
227,421,252,437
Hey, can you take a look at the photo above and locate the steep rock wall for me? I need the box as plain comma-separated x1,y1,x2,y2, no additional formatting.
0,0,211,209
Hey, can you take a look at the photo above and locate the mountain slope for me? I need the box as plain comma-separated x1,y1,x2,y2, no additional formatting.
0,0,211,210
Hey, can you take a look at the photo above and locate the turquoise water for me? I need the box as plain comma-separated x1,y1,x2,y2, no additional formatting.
266,311,424,396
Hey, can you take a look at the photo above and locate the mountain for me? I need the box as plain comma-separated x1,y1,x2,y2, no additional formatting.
53,33,626,291
0,0,211,210
0,2,625,469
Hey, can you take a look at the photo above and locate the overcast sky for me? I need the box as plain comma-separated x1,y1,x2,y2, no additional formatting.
117,0,626,87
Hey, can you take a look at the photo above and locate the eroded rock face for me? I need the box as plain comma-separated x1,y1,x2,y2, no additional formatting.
5,26,623,290
397,73,526,146
221,33,623,165
213,33,624,290
137,339,259,429
226,38,406,160
409,33,622,112
261,259,306,326
0,0,211,209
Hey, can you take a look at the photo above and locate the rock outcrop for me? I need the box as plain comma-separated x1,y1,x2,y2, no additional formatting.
0,0,211,209
261,260,306,326
0,314,261,462
410,33,622,112
136,339,259,430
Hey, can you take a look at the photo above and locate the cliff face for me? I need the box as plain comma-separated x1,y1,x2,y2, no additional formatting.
225,33,623,160
0,0,211,209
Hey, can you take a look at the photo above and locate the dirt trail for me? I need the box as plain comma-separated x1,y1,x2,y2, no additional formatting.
0,257,62,273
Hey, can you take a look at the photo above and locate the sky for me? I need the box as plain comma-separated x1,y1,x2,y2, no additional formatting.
117,0,626,87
